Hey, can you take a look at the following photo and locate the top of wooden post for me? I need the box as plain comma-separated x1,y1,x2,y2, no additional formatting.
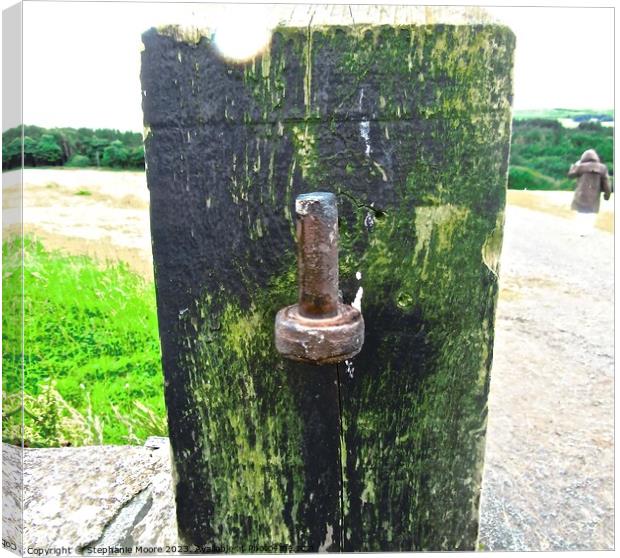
149,4,498,46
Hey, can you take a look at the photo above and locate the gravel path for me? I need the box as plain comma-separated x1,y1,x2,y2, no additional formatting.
478,204,614,550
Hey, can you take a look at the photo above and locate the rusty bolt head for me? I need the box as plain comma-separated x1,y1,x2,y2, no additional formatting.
275,192,364,365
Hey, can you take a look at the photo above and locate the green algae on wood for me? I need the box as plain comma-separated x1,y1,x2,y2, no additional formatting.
141,16,514,552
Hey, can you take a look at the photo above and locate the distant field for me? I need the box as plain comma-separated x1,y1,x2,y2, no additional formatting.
513,108,613,121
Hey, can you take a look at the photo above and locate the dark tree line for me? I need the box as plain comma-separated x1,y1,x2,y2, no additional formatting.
3,120,613,192
2,125,145,170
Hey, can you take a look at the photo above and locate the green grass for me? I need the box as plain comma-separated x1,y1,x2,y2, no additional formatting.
2,236,166,447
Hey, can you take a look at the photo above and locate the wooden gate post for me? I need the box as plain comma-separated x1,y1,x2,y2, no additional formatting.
141,6,514,552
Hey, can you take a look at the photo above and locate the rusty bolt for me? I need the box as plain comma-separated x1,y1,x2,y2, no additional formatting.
275,192,364,365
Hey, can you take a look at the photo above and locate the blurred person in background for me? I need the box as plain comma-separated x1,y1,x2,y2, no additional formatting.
568,149,611,236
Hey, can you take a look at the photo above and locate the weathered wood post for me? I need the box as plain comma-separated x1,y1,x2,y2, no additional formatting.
141,5,514,552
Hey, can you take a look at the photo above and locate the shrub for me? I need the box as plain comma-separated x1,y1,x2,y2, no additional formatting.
557,178,578,191
66,154,91,168
527,156,575,178
577,121,603,131
102,140,129,168
34,134,63,166
129,145,145,168
513,118,562,130
508,165,559,191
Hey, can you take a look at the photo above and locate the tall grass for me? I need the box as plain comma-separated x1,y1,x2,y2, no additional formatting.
2,237,167,447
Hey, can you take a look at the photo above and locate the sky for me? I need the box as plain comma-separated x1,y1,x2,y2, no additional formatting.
7,0,616,132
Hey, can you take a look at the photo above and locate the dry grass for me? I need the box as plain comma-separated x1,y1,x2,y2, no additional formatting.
507,190,574,219
22,226,154,280
498,287,522,301
70,188,148,210
506,190,613,233
595,211,614,233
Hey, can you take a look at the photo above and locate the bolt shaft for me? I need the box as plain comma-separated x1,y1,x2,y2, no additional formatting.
295,192,339,319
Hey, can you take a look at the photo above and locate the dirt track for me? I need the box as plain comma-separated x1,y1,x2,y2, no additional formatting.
2,169,614,550
3,169,153,279
478,201,614,550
